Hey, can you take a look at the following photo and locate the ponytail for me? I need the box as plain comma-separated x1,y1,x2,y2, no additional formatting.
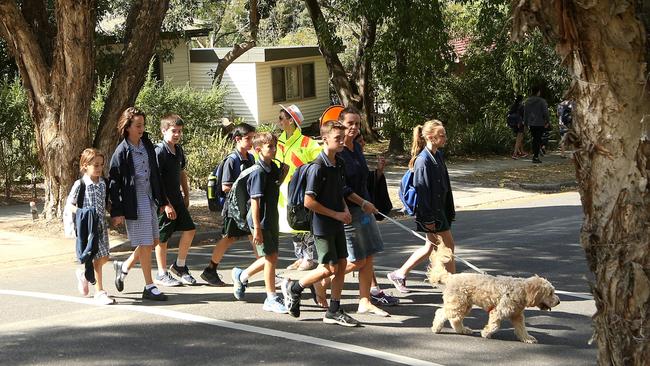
409,125,425,170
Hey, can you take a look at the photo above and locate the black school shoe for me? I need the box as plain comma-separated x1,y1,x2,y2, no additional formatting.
113,260,126,292
200,267,226,286
142,286,168,301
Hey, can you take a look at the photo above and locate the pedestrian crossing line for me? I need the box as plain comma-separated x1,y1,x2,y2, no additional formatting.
0,289,445,366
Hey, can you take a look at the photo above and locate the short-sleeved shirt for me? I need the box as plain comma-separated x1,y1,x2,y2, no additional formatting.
156,141,186,207
222,150,255,217
246,159,281,232
222,150,255,186
305,151,346,236
338,141,369,206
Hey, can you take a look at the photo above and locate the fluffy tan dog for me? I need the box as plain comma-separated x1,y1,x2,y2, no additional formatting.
427,239,560,343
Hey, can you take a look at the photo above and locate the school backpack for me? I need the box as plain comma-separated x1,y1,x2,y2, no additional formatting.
286,163,315,231
561,105,573,125
207,153,240,212
398,170,417,216
506,112,521,128
63,178,108,238
226,164,261,232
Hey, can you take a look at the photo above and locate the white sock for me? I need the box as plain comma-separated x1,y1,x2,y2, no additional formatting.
267,292,277,301
239,270,249,283
145,284,161,295
176,258,186,267
121,262,129,274
370,287,381,296
158,269,166,277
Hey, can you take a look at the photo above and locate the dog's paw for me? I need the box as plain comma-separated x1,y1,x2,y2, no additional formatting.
480,330,493,338
460,327,473,335
431,326,441,333
520,336,538,344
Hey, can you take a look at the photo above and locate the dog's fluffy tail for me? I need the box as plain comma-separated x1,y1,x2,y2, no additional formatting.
426,235,452,286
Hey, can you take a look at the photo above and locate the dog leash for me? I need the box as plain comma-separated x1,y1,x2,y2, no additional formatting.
376,211,487,275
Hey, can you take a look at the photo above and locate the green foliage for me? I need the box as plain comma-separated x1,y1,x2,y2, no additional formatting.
90,68,232,188
376,0,569,156
0,77,37,198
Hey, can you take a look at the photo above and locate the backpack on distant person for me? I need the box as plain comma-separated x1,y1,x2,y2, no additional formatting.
506,112,521,128
561,104,573,125
225,164,261,232
207,152,240,212
398,170,417,216
286,163,316,231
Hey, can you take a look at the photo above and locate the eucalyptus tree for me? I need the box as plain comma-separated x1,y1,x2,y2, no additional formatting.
512,1,650,364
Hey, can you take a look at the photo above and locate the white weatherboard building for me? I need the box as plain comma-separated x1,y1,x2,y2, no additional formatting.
160,44,331,128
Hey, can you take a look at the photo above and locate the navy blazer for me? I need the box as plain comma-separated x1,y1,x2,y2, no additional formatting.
413,148,455,228
108,133,168,219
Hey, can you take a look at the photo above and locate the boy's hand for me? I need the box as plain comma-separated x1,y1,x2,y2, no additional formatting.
112,216,125,227
338,209,352,225
377,155,386,174
164,204,176,220
253,227,263,246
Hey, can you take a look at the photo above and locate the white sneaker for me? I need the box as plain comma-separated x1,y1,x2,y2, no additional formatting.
94,290,115,305
76,269,89,296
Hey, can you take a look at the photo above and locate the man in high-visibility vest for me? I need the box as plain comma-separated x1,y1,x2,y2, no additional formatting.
276,104,322,270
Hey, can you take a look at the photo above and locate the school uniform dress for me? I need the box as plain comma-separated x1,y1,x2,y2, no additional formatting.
124,140,160,246
66,176,110,258
338,141,385,262
413,148,455,233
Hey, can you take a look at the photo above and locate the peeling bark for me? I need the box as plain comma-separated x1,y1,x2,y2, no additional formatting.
512,1,650,364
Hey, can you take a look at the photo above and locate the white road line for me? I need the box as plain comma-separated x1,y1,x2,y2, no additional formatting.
0,289,444,366
188,252,595,301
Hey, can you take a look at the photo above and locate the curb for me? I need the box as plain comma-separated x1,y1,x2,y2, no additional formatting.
516,181,578,192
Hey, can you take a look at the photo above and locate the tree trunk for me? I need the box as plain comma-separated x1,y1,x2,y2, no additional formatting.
0,0,94,219
93,0,170,161
512,2,650,365
304,0,378,140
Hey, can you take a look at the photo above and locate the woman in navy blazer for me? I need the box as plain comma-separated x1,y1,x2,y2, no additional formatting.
387,120,456,293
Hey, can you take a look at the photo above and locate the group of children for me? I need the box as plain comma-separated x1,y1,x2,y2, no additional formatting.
68,104,457,328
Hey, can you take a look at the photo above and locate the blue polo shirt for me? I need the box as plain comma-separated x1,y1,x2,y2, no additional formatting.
305,151,347,236
338,141,370,206
246,159,280,232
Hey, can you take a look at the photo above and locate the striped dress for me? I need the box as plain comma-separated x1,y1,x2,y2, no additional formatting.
124,140,160,246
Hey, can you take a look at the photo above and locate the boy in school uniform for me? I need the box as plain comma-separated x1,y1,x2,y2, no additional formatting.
231,132,289,311
282,121,360,327
201,123,266,286
113,114,197,288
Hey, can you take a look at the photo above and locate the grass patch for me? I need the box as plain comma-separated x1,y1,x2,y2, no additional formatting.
459,160,576,188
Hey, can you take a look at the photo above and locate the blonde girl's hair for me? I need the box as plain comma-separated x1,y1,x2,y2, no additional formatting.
408,119,444,169
79,148,105,173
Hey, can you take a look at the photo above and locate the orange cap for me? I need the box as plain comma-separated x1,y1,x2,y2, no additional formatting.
319,105,344,126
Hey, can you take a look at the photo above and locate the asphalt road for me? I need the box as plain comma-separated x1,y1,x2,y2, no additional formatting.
0,192,596,365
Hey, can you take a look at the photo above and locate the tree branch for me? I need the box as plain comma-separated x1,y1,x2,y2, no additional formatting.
93,0,171,156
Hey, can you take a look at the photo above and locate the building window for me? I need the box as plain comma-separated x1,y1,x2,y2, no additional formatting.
272,63,316,103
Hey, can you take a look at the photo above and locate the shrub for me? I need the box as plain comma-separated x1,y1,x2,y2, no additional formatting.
0,77,37,199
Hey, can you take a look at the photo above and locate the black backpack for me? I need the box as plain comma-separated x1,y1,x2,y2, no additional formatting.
561,105,573,125
207,153,241,212
506,112,521,128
